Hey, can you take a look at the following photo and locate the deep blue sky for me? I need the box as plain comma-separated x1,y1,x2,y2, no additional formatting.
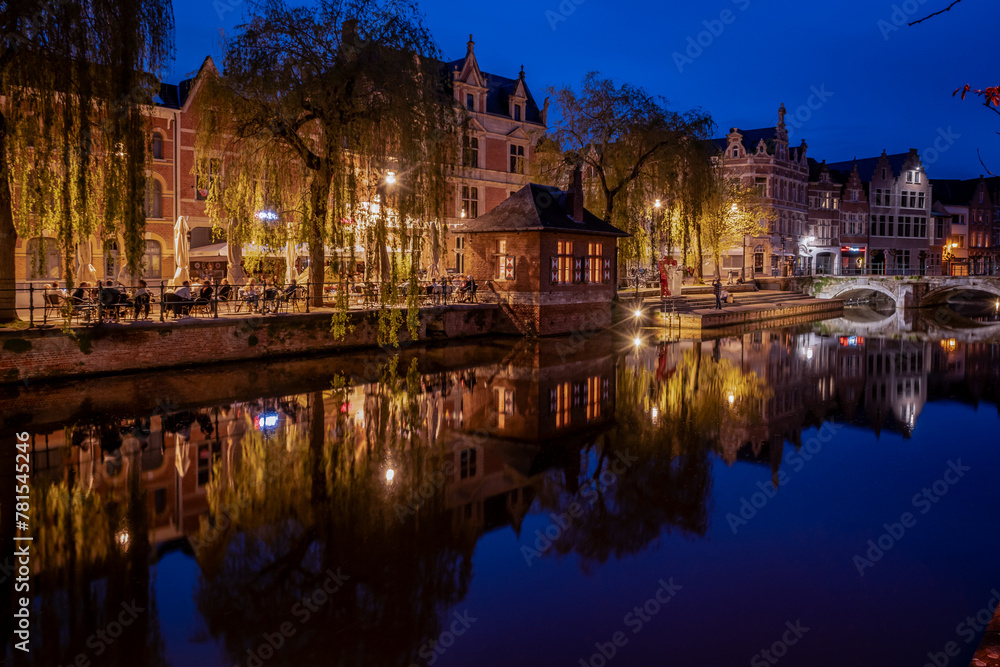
170,0,999,179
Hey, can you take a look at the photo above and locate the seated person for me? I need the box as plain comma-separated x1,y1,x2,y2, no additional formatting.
170,281,193,316
132,280,152,319
282,280,298,301
217,279,233,301
194,280,213,307
242,280,260,309
71,282,88,304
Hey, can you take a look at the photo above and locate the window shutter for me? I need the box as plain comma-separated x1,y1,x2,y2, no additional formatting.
603,258,611,282
504,256,515,280
574,258,583,283
551,257,558,283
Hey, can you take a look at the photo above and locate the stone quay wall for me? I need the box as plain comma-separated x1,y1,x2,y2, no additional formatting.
0,305,499,384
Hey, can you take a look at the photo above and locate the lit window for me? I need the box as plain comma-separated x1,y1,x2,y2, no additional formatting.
461,186,478,219
585,242,603,283
552,240,573,284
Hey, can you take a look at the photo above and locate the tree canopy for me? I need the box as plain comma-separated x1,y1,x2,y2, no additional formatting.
0,0,175,321
198,0,459,311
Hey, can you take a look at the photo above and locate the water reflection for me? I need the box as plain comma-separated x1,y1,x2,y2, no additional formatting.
4,325,1000,665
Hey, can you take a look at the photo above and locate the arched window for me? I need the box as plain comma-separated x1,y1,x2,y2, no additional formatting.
146,179,163,219
151,132,164,160
143,240,162,278
25,237,61,280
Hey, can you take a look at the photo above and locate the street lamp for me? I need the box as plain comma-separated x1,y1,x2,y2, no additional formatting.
385,171,397,185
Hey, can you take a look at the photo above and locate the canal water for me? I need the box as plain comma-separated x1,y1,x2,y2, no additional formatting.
2,310,999,666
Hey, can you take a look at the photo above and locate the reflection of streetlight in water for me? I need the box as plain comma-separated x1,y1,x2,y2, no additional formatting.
385,468,395,483
727,392,735,405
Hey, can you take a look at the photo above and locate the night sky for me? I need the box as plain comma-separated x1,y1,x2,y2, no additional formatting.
169,0,999,179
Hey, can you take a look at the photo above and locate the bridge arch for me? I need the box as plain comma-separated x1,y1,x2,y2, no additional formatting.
827,283,899,307
921,282,1000,307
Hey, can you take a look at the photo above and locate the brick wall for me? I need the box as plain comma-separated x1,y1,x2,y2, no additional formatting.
0,305,499,384
467,230,618,335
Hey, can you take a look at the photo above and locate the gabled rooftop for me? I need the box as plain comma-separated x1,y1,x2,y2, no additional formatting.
461,183,628,237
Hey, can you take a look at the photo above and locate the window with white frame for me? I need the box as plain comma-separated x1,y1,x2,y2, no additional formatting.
462,136,479,168
461,186,478,219
509,145,524,174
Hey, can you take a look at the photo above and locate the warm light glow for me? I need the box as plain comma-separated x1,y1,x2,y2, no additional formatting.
654,199,661,208
727,392,735,405
951,242,958,248
115,530,130,550
634,309,642,319
461,210,466,219
386,171,397,185
731,203,738,212
651,407,659,421
633,336,642,348
385,468,395,482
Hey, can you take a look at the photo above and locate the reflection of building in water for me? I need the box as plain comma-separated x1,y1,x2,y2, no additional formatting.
20,339,619,570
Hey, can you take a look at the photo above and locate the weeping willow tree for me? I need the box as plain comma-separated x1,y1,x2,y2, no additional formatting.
698,160,774,281
540,72,714,275
197,0,458,314
0,0,174,321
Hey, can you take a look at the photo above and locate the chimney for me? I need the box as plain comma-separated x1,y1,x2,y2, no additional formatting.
570,166,584,223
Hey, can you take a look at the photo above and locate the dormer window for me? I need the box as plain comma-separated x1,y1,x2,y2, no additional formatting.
514,105,521,121
466,93,474,111
731,147,739,158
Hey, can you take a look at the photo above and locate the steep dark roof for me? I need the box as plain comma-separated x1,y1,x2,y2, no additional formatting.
462,184,628,237
931,179,978,205
442,61,543,124
712,127,779,155
826,153,909,182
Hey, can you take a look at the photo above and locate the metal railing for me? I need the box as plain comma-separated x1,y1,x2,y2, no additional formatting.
2,277,491,328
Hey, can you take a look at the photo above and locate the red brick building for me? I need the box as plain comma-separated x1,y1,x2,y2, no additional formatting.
461,173,627,336
445,36,548,275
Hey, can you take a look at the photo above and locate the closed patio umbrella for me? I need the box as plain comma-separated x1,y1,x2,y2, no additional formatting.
285,234,299,285
170,216,190,287
430,222,441,279
226,219,247,285
75,238,98,285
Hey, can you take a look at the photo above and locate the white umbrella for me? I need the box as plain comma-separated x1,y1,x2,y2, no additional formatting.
226,220,247,285
170,216,190,287
174,436,191,478
75,238,99,286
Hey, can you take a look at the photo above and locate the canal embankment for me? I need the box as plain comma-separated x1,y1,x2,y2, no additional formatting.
0,304,499,384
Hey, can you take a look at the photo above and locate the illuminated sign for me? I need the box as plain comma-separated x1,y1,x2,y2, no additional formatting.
255,413,279,430
839,335,865,347
255,210,280,221
840,246,865,253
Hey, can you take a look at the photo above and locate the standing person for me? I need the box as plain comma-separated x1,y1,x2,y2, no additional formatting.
713,277,723,310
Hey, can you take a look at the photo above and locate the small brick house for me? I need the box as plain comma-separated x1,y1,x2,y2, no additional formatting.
462,171,627,336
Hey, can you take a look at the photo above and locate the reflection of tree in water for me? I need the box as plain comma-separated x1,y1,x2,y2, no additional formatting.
25,438,168,666
194,363,476,666
538,345,771,570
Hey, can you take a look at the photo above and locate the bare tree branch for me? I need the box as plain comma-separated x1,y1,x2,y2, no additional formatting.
909,0,963,26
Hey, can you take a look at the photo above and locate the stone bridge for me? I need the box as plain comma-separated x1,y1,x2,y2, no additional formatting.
801,275,1000,309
